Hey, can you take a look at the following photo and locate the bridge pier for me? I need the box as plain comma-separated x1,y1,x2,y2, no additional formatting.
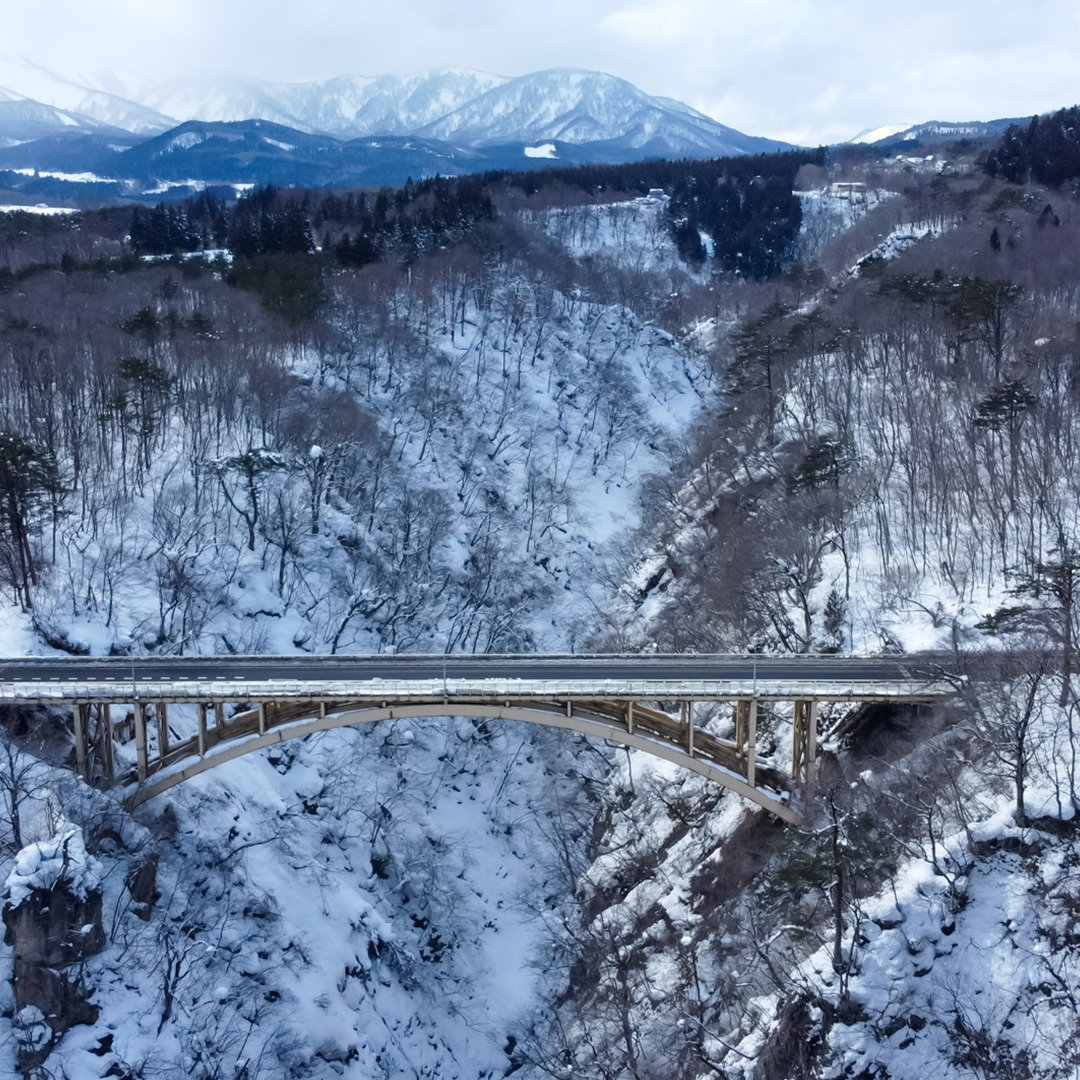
99,704,114,784
682,701,694,757
745,699,757,789
791,699,819,788
73,704,88,781
156,702,169,757
134,701,148,782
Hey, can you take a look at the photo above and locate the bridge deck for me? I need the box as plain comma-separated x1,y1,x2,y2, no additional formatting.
0,654,959,705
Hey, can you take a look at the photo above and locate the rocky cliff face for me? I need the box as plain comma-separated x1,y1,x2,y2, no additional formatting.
2,827,105,1070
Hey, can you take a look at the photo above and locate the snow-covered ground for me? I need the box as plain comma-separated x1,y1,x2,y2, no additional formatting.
796,184,897,258
847,220,947,276
0,203,78,215
730,690,1080,1080
0,707,611,1076
526,192,709,280
13,249,709,661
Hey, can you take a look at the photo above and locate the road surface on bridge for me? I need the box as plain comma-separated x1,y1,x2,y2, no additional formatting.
0,652,960,700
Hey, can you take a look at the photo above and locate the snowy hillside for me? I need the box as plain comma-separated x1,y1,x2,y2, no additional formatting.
1,714,606,1077
527,190,697,276
849,116,1023,145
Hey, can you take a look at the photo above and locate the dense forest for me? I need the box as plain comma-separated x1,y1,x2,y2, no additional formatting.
984,104,1080,186
1,120,1080,1079
124,149,823,281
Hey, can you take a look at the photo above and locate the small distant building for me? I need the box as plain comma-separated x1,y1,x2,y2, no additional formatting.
829,182,867,198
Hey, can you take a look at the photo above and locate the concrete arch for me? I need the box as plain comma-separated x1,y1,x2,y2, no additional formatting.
122,699,798,822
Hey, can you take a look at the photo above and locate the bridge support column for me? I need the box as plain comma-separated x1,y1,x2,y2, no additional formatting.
197,704,207,757
792,699,819,787
99,704,114,784
157,702,169,757
683,701,695,757
792,700,803,779
134,701,148,782
258,702,267,735
214,702,225,733
626,701,634,735
746,699,757,789
73,704,89,781
735,700,749,755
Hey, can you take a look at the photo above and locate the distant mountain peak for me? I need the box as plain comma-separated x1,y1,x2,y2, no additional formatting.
849,117,1027,146
411,67,784,156
0,53,173,135
850,123,914,145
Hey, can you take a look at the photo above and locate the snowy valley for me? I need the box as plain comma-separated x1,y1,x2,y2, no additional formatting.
0,125,1079,1080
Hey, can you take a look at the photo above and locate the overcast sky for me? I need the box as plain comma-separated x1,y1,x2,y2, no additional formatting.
5,0,1079,144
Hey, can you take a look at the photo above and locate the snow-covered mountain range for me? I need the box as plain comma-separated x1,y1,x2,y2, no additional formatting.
0,56,785,162
138,69,513,140
0,57,796,195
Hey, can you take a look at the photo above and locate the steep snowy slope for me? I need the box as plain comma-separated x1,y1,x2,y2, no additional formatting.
140,72,313,131
850,116,1023,145
309,71,510,137
5,716,603,1079
0,97,120,143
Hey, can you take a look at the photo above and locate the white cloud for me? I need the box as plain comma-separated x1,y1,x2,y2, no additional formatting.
600,4,698,45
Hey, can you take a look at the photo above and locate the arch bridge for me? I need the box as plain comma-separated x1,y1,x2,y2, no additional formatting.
0,653,960,824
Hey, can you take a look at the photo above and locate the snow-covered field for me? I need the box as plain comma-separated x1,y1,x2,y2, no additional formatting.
0,204,79,216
